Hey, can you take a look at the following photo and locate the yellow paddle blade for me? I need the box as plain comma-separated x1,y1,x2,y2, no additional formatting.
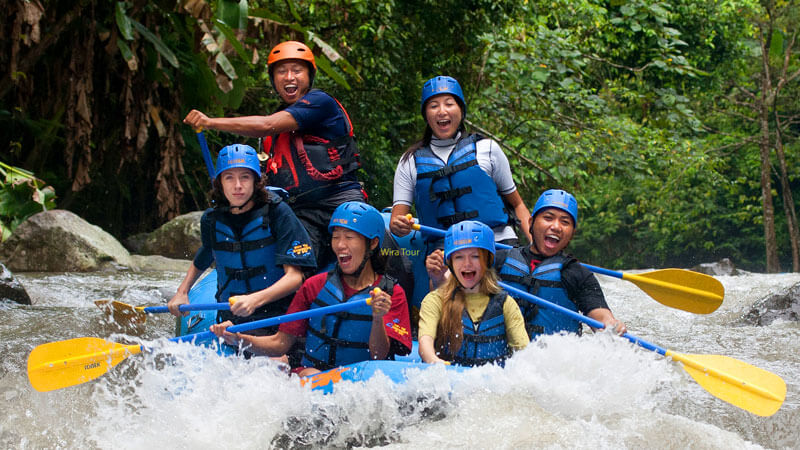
27,337,142,392
623,269,724,314
95,299,147,325
666,351,786,417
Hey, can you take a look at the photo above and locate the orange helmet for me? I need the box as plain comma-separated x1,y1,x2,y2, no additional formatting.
267,41,317,84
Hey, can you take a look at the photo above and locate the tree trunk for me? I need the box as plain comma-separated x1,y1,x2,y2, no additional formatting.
774,125,800,272
759,136,780,273
758,20,781,273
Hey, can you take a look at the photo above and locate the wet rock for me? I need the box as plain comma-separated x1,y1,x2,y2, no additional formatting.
691,258,739,276
0,263,31,305
0,209,133,272
129,254,193,273
122,232,149,255
132,211,202,260
739,282,800,326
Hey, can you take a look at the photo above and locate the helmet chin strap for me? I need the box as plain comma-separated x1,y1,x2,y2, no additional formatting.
224,192,255,213
446,261,468,291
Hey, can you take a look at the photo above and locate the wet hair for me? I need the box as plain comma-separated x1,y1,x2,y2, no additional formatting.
434,248,502,359
209,170,268,209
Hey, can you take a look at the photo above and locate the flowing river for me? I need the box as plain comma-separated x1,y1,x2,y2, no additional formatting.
1,269,798,449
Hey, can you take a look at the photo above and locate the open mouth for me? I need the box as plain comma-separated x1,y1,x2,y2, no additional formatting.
542,234,561,250
338,253,353,266
283,84,298,95
460,270,477,286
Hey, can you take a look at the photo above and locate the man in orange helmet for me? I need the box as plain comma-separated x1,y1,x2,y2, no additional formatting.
184,41,364,269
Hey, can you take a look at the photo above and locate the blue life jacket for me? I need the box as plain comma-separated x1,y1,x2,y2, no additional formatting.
212,204,285,325
497,248,580,338
303,271,395,370
452,292,511,367
413,134,509,236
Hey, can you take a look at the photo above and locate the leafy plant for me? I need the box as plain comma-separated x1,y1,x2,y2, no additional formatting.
0,161,56,241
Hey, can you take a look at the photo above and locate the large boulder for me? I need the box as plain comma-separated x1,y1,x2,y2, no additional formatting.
0,263,31,304
739,282,800,326
691,258,739,276
0,209,133,272
129,254,193,272
127,211,202,260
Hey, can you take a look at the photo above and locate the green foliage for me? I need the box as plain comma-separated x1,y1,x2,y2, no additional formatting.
4,0,799,271
0,162,56,241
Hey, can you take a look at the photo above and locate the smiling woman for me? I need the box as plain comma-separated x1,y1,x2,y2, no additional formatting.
208,201,413,377
389,76,533,263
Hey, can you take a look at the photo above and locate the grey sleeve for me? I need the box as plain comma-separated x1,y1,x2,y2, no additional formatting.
478,139,517,195
392,156,416,206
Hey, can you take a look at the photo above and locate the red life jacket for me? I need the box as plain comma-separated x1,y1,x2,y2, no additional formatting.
262,94,360,204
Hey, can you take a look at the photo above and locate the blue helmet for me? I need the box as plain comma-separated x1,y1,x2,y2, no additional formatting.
215,144,261,179
532,189,578,226
328,202,385,246
444,220,496,265
420,76,466,119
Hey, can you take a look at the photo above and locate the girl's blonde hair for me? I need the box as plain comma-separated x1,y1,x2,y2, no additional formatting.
434,248,502,359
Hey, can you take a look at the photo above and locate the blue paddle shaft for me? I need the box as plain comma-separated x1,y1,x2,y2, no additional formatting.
144,303,231,314
498,281,666,356
171,298,371,343
414,223,625,281
415,223,512,249
196,130,215,181
579,263,623,280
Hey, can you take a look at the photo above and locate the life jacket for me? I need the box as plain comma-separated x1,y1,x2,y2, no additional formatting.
451,292,510,367
413,134,510,235
262,91,360,205
302,271,396,370
496,248,580,338
212,203,286,325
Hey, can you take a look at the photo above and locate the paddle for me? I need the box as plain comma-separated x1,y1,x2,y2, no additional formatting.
94,299,233,325
28,291,377,392
407,215,723,314
498,281,786,417
195,128,216,182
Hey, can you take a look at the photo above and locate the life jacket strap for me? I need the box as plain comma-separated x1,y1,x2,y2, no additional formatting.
417,159,478,179
224,265,267,281
213,235,276,253
430,186,473,202
437,210,479,228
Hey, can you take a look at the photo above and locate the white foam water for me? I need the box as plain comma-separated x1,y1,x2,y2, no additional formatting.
2,270,799,448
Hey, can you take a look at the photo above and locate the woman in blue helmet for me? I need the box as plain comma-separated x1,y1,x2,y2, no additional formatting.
390,75,532,250
418,220,528,366
210,201,412,376
167,144,317,344
495,189,626,340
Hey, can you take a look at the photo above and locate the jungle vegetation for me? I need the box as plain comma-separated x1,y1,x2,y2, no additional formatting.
2,0,799,272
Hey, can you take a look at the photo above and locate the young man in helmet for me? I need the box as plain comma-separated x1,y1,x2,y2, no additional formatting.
168,144,317,348
210,202,412,376
183,41,363,270
494,189,627,340
418,220,528,366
